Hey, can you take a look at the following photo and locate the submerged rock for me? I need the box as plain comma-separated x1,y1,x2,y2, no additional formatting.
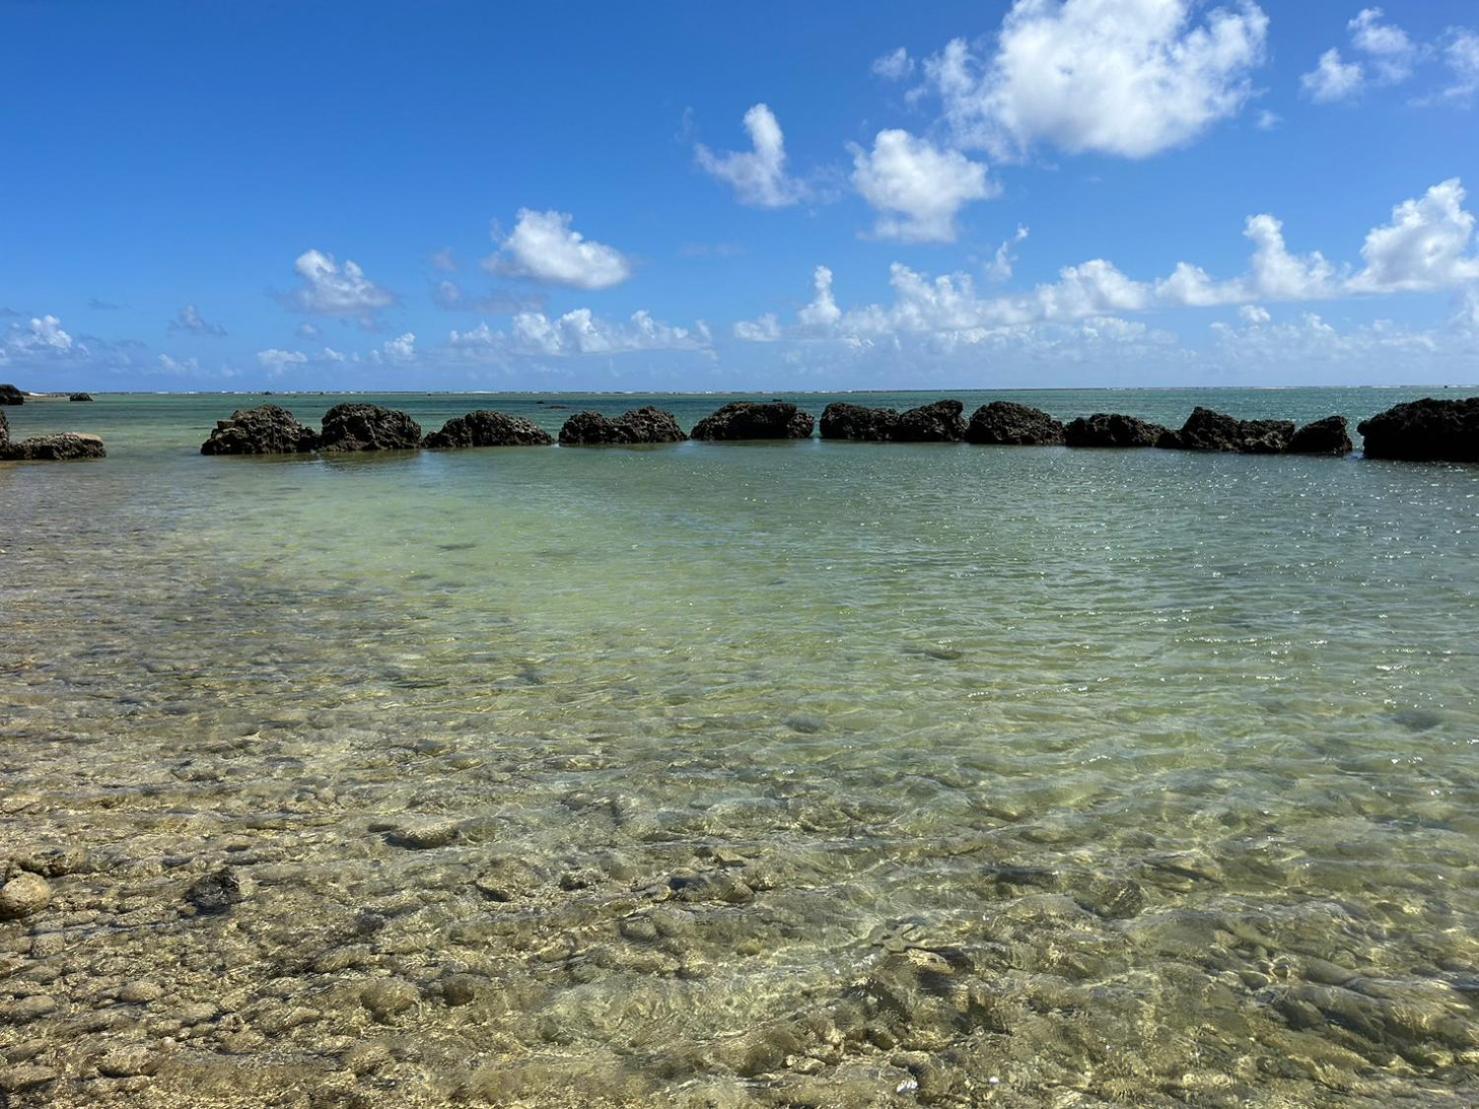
0,872,52,920
1063,413,1170,448
69,392,93,402
319,403,423,452
360,978,419,1023
1357,396,1479,462
558,406,686,445
1164,407,1294,453
1288,415,1354,456
965,401,1065,445
1,433,106,461
200,404,320,455
185,868,244,914
422,410,553,449
820,400,965,442
690,401,814,440
0,383,23,405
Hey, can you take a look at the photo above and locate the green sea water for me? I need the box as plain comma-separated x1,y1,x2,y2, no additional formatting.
2,388,1477,1107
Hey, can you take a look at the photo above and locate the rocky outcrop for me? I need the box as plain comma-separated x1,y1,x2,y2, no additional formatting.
1357,397,1479,462
423,410,553,449
820,402,896,441
1,433,106,461
1289,415,1354,456
318,404,423,452
200,405,320,455
1064,413,1170,448
69,393,93,402
558,407,686,445
896,400,967,441
0,384,24,405
691,402,814,440
965,402,1065,445
0,408,7,448
820,400,965,442
1163,407,1294,453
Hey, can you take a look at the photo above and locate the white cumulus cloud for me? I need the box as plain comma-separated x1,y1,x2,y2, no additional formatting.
1349,178,1479,292
1302,48,1365,102
733,313,782,342
168,304,227,336
695,104,807,208
850,129,994,243
924,0,1269,160
450,309,708,358
285,250,396,319
871,47,915,80
257,348,309,374
486,209,632,290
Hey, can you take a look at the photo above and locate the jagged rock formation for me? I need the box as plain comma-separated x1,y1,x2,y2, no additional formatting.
318,404,423,452
423,410,553,449
1357,397,1479,462
558,407,686,445
820,400,966,442
1063,413,1171,448
2,433,106,461
1163,407,1295,453
690,402,814,440
201,405,320,456
965,402,1065,445
1288,416,1354,456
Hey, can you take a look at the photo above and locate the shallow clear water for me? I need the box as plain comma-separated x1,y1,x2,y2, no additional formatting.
2,389,1477,1107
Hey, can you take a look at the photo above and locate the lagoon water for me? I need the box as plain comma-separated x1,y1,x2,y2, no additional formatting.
2,388,1477,1106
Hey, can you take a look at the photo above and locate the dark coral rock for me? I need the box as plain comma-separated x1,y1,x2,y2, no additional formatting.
820,402,898,441
1357,397,1479,462
0,384,24,405
558,407,686,445
319,404,423,452
2,433,106,461
1167,407,1294,454
200,404,320,456
0,408,7,448
965,402,1065,445
821,400,966,442
1288,415,1353,456
896,400,966,442
422,410,553,449
69,392,93,402
691,402,814,441
1063,413,1170,448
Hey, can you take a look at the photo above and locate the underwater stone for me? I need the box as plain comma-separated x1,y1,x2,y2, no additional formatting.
185,868,244,914
360,978,419,1023
0,872,52,920
386,820,459,850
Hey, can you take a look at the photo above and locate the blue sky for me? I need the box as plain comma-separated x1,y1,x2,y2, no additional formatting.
3,0,1478,391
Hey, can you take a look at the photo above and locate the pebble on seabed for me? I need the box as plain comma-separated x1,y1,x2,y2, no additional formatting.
0,872,52,920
